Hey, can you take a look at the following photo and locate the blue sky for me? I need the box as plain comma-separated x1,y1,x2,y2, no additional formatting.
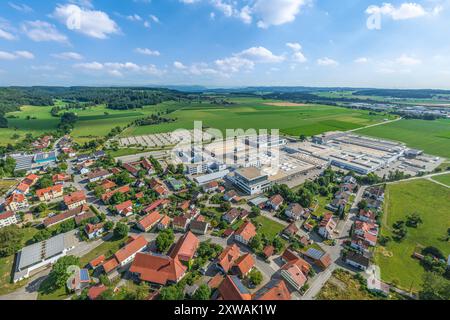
0,0,449,88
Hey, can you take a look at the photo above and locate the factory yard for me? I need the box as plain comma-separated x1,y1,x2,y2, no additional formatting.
117,130,214,148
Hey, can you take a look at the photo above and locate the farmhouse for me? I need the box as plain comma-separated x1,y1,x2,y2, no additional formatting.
218,275,252,300
136,211,162,232
169,231,199,263
43,204,94,228
217,244,241,273
232,253,255,278
114,235,149,267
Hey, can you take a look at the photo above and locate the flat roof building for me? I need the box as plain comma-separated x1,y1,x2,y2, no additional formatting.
232,167,271,195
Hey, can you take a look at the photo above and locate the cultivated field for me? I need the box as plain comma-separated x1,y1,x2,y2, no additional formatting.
431,173,450,187
358,118,450,159
0,98,393,146
375,179,450,292
0,179,18,197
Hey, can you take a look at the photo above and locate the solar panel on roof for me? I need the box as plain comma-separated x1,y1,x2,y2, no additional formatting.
80,269,90,282
231,276,250,294
306,248,324,260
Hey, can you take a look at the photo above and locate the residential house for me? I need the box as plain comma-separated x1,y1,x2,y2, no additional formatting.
284,203,304,221
282,223,299,239
167,178,184,191
64,191,87,210
253,279,291,300
143,199,170,214
4,193,29,212
114,235,149,267
123,163,139,177
43,205,94,228
157,215,171,230
358,209,377,223
172,215,190,232
88,255,105,270
223,190,238,202
345,251,370,271
218,275,252,300
141,158,154,174
262,245,275,259
281,261,307,292
178,200,190,212
52,173,71,185
189,220,209,235
36,185,63,202
350,235,371,255
0,211,18,228
15,174,39,194
232,253,255,278
169,231,199,263
115,200,134,217
100,179,117,191
234,221,257,245
267,194,284,211
136,211,162,232
85,223,105,240
87,169,112,183
318,213,337,239
87,285,108,300
223,208,240,224
216,244,241,273
203,181,219,193
101,185,130,203
303,248,332,269
354,221,379,246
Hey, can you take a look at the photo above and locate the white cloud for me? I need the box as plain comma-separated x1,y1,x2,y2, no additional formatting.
0,28,16,40
150,15,160,23
127,14,142,21
74,61,165,77
21,20,68,43
286,42,307,63
8,2,33,13
253,0,308,28
317,57,339,66
366,2,436,20
354,57,369,63
53,4,120,39
236,46,285,63
395,54,421,65
215,56,254,73
0,50,34,60
174,61,188,70
135,48,161,56
52,52,84,60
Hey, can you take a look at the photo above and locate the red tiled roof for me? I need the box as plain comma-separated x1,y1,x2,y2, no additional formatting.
115,200,133,212
218,275,252,301
129,252,186,285
282,263,307,288
234,221,256,242
6,193,26,205
89,255,106,268
169,231,199,262
269,194,284,206
102,258,119,273
16,183,30,193
100,179,117,190
64,191,86,206
281,249,298,263
253,280,291,300
233,253,255,276
138,211,162,231
217,244,241,273
263,245,275,258
36,185,63,198
88,285,108,300
144,199,169,213
85,223,104,235
158,215,171,227
173,215,188,228
208,274,224,289
114,236,148,264
0,211,15,220
102,185,130,202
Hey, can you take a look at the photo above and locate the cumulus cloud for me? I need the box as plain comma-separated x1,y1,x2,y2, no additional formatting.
286,42,307,63
21,20,68,43
0,50,34,60
395,54,421,65
135,48,161,56
53,4,120,39
317,57,339,66
366,2,439,20
354,57,369,63
52,52,84,60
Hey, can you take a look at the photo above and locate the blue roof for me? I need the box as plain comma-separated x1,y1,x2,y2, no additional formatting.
305,248,325,260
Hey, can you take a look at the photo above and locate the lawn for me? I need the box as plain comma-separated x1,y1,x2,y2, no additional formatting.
253,216,285,240
79,235,126,267
316,269,378,300
374,179,450,292
358,118,450,159
431,173,450,187
0,179,18,197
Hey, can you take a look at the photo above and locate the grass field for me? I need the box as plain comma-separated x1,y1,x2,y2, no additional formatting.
374,179,450,292
79,236,126,267
0,179,18,196
316,269,377,300
253,216,285,240
358,118,450,159
123,99,391,138
430,173,450,187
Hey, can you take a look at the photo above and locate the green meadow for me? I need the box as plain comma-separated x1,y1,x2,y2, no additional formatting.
375,179,450,293
0,98,390,146
358,118,450,159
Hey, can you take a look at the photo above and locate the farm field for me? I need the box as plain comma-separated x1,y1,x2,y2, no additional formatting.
0,98,391,146
358,118,450,159
0,179,18,197
374,179,450,293
430,173,450,187
122,98,392,138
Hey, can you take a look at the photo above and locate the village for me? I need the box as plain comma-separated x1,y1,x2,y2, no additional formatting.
0,131,443,301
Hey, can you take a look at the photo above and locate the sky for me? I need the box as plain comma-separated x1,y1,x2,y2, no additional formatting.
0,0,449,88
